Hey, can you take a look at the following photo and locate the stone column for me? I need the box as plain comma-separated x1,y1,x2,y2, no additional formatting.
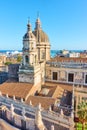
35,103,44,127
71,84,74,120
73,72,75,84
13,95,16,100
75,94,79,117
70,111,74,119
49,106,52,111
60,109,64,116
51,125,54,130
10,104,14,116
70,111,75,128
0,91,2,96
21,107,26,129
21,98,23,103
66,71,68,83
6,94,8,98
10,104,15,125
29,100,32,106
22,107,26,120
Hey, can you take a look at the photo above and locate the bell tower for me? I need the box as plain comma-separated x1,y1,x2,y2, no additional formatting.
22,20,37,67
18,16,50,91
18,20,41,90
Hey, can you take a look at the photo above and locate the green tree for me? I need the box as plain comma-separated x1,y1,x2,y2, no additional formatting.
77,101,87,130
5,62,12,65
17,55,22,62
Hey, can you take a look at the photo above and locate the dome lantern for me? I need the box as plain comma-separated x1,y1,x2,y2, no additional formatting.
27,18,32,32
35,17,41,30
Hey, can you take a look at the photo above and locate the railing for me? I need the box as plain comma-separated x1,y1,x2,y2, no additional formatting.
74,86,87,93
46,62,87,69
45,78,86,86
0,95,74,128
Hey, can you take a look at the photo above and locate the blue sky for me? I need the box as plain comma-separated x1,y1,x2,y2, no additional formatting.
0,0,87,50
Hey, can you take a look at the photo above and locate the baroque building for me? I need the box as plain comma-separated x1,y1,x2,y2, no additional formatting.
0,16,87,130
46,57,87,85
19,17,50,90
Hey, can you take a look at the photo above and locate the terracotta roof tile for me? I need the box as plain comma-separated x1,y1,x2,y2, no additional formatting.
0,82,33,99
25,96,56,110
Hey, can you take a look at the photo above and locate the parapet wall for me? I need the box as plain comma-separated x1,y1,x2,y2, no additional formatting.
0,106,35,130
0,94,74,130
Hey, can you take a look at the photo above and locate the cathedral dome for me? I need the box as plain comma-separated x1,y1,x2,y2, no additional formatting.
33,18,49,43
33,29,49,42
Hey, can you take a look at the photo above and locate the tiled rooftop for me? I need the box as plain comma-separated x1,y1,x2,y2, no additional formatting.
45,82,72,91
25,96,56,110
0,82,33,99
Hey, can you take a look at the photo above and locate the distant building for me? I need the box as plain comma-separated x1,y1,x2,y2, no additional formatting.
0,55,8,84
0,55,6,66
69,52,80,57
80,51,87,58
62,49,69,55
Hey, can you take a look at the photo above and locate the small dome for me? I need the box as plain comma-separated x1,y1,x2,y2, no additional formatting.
23,20,36,40
23,32,36,39
33,29,49,42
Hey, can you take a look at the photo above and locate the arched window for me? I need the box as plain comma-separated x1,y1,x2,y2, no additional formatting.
25,55,29,63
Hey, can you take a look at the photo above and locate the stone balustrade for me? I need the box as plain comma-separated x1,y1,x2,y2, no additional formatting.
0,94,74,129
46,61,87,69
74,85,87,92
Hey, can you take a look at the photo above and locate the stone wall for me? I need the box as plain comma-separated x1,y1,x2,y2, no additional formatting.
74,85,87,116
0,72,8,84
8,64,19,81
0,106,35,130
46,65,87,85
